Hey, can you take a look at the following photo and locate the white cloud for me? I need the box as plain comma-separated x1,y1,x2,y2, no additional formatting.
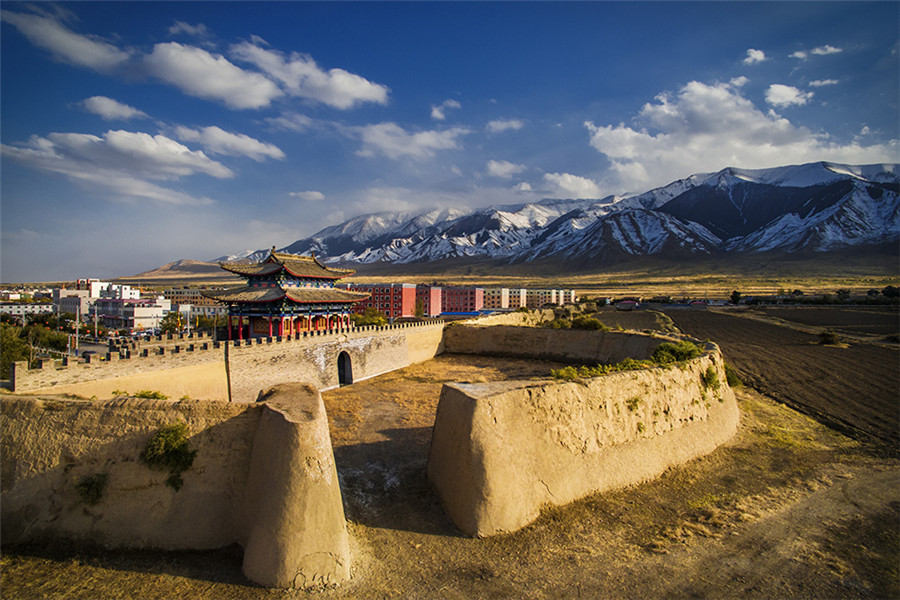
765,84,814,107
265,112,316,133
1,9,130,73
174,126,284,161
790,50,808,60
543,172,603,198
81,96,149,120
486,119,525,133
583,79,899,193
812,45,842,55
742,48,767,65
431,99,461,121
290,190,325,201
1,129,233,205
809,79,839,87
168,21,209,37
145,42,283,110
486,159,526,179
356,122,471,160
729,76,750,88
513,182,532,192
229,41,389,109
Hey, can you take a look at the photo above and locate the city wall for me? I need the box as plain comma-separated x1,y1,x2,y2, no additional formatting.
428,327,739,537
9,320,445,403
1,384,351,589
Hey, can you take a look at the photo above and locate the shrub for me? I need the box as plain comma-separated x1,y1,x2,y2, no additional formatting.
134,390,168,400
76,473,108,505
724,363,743,387
140,423,196,490
626,396,642,412
651,341,702,364
571,316,608,331
818,330,840,345
547,318,571,329
701,365,720,391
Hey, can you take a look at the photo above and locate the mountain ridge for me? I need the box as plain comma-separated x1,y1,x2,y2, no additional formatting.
225,161,897,267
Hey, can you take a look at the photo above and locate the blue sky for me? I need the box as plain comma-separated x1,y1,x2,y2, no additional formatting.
2,1,898,282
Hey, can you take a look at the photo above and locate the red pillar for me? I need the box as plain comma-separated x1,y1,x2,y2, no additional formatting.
237,316,243,341
268,317,273,337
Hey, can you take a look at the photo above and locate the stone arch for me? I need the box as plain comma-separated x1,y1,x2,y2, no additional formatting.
337,351,353,386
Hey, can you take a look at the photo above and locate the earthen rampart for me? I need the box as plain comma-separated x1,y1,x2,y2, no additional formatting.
1,383,350,589
428,326,739,537
10,320,445,402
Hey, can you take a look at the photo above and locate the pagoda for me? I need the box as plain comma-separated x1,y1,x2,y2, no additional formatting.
203,249,369,340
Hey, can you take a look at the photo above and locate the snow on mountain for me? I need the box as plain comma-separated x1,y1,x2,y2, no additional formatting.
224,162,898,267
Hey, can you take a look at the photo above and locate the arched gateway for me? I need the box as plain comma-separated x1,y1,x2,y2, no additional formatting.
337,351,353,386
202,249,369,341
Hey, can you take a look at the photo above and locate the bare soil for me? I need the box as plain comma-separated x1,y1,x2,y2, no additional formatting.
3,316,899,599
664,308,900,449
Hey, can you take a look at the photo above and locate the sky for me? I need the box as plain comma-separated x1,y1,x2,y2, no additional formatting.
2,1,898,283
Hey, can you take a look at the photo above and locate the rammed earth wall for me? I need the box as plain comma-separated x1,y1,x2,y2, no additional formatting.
10,320,445,403
428,326,739,537
1,383,351,589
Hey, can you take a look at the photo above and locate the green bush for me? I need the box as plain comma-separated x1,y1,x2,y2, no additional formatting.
140,423,196,490
134,390,168,400
818,330,840,345
724,363,743,387
571,316,608,331
701,365,720,391
76,473,108,506
651,341,703,364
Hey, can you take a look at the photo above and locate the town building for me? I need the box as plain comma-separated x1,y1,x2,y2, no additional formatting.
339,283,417,319
508,288,527,309
53,289,91,317
483,288,510,310
76,279,141,300
0,303,54,317
416,285,443,317
441,287,484,313
202,251,369,340
93,297,172,332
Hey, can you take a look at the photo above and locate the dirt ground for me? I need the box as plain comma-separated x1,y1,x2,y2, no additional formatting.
3,313,899,599
663,307,899,449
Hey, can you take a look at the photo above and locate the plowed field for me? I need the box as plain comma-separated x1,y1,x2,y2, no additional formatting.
665,309,899,449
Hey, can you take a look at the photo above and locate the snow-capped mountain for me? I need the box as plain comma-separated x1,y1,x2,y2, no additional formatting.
220,162,899,267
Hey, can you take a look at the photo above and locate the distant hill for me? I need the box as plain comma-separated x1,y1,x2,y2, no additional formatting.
116,259,242,287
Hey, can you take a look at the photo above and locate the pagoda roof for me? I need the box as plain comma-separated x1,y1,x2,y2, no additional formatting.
219,251,355,280
202,285,369,305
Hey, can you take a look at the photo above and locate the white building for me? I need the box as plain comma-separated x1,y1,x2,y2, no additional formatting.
92,297,172,332
0,303,54,317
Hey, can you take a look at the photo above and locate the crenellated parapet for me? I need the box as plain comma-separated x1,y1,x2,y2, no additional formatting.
10,319,446,397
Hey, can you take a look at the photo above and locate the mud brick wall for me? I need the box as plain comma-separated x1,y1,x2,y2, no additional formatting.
428,329,739,537
1,384,351,589
227,321,446,402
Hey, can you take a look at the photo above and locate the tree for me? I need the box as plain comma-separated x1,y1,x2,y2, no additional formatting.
351,308,387,327
882,285,899,299
730,290,742,305
414,298,425,319
0,324,29,378
159,312,181,334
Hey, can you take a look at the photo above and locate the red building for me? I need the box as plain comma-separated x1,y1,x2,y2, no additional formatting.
203,251,368,340
441,287,484,313
415,286,442,317
340,283,417,319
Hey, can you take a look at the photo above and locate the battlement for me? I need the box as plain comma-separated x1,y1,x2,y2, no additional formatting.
10,319,446,395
